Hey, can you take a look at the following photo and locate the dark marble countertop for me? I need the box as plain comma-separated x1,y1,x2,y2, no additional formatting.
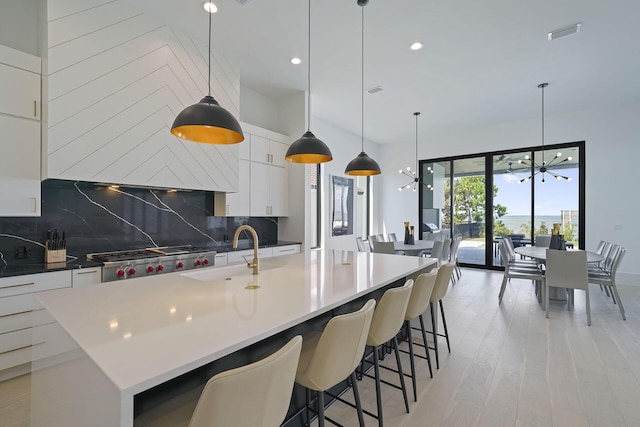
0,241,301,279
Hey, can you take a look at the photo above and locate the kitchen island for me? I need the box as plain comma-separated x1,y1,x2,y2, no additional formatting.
31,250,436,427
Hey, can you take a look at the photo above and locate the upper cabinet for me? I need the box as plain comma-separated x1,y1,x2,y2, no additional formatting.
0,45,41,217
215,122,289,217
44,1,240,192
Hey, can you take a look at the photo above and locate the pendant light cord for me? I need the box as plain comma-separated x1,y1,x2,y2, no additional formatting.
307,0,311,132
415,113,419,172
208,10,212,97
360,6,365,152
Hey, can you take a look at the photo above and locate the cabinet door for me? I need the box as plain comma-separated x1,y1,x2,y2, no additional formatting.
0,63,40,120
226,159,250,216
250,134,271,164
0,115,41,216
269,166,288,217
250,162,270,216
269,140,288,168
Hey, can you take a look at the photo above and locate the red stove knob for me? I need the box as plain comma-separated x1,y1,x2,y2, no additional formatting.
195,259,202,266
117,269,126,277
128,268,136,275
157,264,164,272
176,261,184,269
203,258,209,265
147,265,155,273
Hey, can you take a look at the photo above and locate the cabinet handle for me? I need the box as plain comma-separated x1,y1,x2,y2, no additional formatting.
2,282,35,290
32,197,37,212
266,153,270,163
0,341,45,356
215,254,225,258
75,270,99,275
34,100,37,117
227,204,229,215
279,248,296,253
0,309,33,318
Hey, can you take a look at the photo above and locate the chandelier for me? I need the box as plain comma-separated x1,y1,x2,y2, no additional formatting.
518,83,571,183
399,112,433,191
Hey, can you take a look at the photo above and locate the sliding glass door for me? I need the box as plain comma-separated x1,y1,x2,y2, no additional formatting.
420,141,584,270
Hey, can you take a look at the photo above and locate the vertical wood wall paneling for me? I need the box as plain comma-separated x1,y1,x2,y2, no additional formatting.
46,0,240,192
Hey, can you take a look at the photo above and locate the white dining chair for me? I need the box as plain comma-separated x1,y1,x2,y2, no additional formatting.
498,238,545,304
545,249,591,325
372,241,396,254
589,246,626,320
535,235,552,248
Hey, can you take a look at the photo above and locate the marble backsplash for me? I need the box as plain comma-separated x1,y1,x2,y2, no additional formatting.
0,180,277,265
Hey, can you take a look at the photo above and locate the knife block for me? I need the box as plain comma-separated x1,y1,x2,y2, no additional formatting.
45,247,66,263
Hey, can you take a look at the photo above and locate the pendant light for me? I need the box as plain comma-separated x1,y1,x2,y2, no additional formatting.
399,112,433,191
518,83,572,183
285,0,333,164
345,0,381,176
170,4,244,144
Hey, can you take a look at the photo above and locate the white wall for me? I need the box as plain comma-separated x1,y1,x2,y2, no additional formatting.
313,117,382,252
380,101,640,284
0,0,41,56
239,85,285,135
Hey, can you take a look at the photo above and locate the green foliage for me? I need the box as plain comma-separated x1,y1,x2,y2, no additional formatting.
443,176,507,229
494,220,513,237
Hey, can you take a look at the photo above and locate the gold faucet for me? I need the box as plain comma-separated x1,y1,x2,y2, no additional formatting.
232,225,260,275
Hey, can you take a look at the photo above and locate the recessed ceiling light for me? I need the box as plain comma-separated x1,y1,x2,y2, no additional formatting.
548,23,581,40
290,57,302,65
202,2,218,13
410,42,423,51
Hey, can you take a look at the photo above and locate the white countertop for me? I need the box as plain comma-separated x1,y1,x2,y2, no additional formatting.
36,250,435,395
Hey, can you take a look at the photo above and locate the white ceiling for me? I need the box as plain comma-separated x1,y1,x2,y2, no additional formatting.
123,0,640,146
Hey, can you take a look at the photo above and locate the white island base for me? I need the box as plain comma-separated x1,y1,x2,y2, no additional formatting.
31,250,436,427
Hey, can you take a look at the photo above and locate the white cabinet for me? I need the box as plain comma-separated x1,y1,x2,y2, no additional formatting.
227,247,273,264
0,270,72,380
213,252,228,267
72,267,102,288
272,245,301,257
223,159,250,216
216,123,289,217
0,45,42,217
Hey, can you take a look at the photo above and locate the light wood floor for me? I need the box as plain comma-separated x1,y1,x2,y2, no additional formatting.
2,268,640,427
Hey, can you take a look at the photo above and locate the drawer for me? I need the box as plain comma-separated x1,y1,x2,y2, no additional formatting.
0,307,53,334
0,327,33,354
0,323,75,371
213,253,228,267
72,267,102,287
0,270,71,298
272,245,300,257
227,247,273,264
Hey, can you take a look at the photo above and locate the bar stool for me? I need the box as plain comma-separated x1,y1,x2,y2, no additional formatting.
188,335,302,427
295,299,376,427
362,279,414,426
402,269,438,401
428,263,456,369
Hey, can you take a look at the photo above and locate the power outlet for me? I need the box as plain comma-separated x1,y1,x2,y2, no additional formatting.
14,246,28,259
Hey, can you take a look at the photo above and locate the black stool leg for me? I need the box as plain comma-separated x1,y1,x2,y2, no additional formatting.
430,301,440,369
418,314,433,378
373,346,384,427
350,372,365,427
439,299,451,353
305,388,311,426
317,390,325,427
392,337,410,413
405,321,417,401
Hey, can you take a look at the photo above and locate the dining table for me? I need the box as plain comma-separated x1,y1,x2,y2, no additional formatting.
393,240,435,256
514,246,604,302
514,246,604,264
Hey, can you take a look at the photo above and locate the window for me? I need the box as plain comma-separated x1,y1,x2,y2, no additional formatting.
420,141,584,270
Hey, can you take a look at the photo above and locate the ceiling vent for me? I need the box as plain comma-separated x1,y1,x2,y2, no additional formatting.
234,0,252,5
548,23,582,41
367,86,383,94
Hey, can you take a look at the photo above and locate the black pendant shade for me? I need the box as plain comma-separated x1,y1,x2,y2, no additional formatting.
344,151,381,176
285,131,333,163
170,7,243,145
171,96,244,144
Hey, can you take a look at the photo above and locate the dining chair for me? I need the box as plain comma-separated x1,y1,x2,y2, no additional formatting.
545,249,591,325
188,335,302,427
424,241,443,264
427,263,456,369
450,234,463,282
535,234,552,248
372,241,396,254
589,246,626,320
375,234,386,242
388,233,398,242
295,300,376,427
498,238,545,304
